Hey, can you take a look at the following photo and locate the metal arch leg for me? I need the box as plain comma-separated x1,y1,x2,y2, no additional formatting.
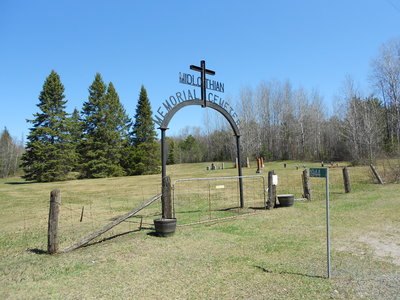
236,135,244,208
161,128,167,218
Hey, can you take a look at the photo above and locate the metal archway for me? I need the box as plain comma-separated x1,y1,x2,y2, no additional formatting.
159,98,244,218
159,98,240,136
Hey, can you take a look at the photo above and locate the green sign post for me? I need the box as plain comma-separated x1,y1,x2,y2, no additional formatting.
310,167,331,279
309,167,327,178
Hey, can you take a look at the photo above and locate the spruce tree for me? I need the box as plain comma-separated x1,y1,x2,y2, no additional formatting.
166,137,176,165
21,71,76,182
79,74,130,178
67,108,82,171
68,108,82,144
127,85,160,175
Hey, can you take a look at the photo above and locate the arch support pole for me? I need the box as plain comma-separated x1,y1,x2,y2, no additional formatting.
161,128,167,218
236,135,244,208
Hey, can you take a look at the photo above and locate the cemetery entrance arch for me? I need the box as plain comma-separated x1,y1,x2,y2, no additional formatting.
159,97,244,218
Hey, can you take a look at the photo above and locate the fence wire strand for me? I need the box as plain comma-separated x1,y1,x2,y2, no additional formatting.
173,175,266,226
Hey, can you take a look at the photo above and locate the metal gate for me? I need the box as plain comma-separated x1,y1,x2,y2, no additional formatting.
172,175,266,225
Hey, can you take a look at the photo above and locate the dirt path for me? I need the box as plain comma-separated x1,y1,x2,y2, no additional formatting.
358,225,400,266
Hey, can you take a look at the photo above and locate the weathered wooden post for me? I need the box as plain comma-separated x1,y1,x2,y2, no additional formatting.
342,167,351,193
302,169,311,200
256,158,261,173
266,170,277,209
48,189,61,254
162,176,173,218
370,164,384,184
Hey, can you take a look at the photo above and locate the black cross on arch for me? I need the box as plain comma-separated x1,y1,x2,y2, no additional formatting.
190,60,215,107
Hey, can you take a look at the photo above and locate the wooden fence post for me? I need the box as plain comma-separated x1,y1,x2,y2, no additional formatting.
370,164,384,184
266,170,277,209
342,167,351,193
302,169,311,200
162,176,173,218
48,189,61,254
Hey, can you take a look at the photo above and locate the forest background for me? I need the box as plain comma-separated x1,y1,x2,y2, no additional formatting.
1,38,399,182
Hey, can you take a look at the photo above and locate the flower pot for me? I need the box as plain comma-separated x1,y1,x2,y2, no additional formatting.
277,194,294,207
153,218,177,237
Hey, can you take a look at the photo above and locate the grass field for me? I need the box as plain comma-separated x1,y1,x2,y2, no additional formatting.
0,161,399,299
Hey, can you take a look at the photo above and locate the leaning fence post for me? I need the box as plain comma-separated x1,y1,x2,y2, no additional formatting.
48,189,61,254
302,169,311,200
342,167,351,193
370,164,384,184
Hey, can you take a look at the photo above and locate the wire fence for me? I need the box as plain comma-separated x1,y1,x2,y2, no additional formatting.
50,165,382,247
55,186,162,249
172,175,266,225
271,164,379,202
4,163,389,253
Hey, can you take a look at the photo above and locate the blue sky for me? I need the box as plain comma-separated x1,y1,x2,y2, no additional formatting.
1,0,399,140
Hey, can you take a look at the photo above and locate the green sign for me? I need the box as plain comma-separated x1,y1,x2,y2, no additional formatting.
310,168,327,178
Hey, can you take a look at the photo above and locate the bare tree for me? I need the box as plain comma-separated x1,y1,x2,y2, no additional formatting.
370,38,400,151
359,98,385,162
237,86,261,160
255,81,276,159
340,77,363,162
0,128,25,178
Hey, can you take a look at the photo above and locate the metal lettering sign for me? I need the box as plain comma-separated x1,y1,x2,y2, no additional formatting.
310,168,327,178
154,60,239,130
179,73,225,93
153,88,240,128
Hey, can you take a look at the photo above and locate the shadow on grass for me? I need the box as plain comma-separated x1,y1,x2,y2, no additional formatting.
146,232,159,237
5,181,35,185
249,206,267,210
255,265,325,279
27,248,47,255
83,227,154,248
29,227,155,254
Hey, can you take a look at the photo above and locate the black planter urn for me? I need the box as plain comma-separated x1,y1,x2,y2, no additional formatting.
277,194,294,207
153,218,177,237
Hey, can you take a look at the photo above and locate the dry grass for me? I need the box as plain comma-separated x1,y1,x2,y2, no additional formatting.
0,161,399,299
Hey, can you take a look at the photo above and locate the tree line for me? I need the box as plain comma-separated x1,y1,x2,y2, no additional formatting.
1,38,399,181
20,71,159,182
167,38,400,165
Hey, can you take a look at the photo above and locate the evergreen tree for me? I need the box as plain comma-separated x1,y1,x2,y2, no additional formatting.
132,86,157,145
68,108,82,144
178,135,204,163
79,74,130,178
127,85,160,175
67,108,83,171
166,137,176,165
21,71,76,182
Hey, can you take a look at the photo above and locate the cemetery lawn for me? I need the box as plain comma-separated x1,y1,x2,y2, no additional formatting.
0,161,399,299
